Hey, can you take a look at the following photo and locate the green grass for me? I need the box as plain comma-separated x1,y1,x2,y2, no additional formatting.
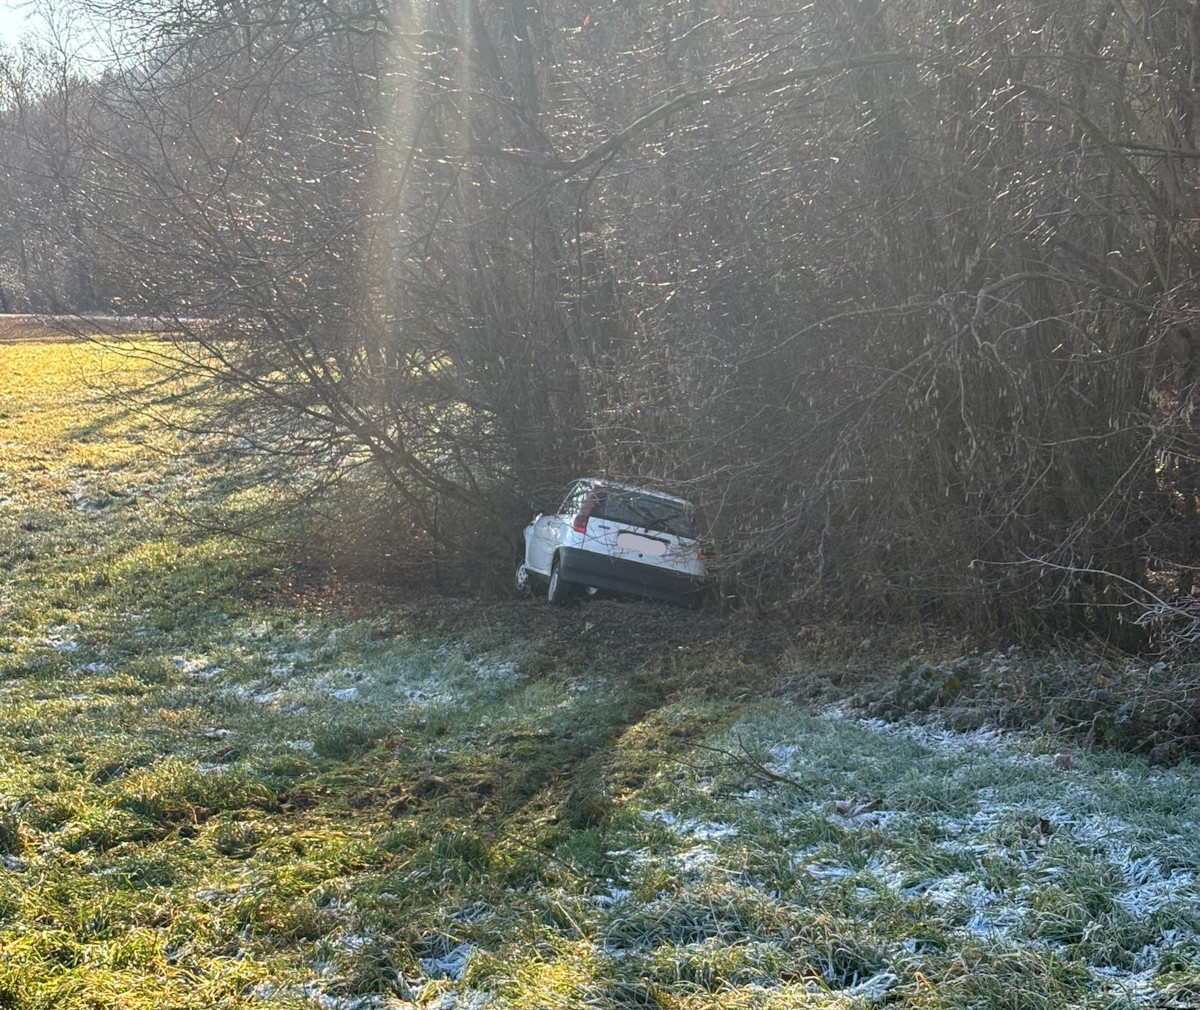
0,334,1197,1008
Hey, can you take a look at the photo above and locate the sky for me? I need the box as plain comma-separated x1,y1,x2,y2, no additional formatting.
0,0,117,66
0,0,35,49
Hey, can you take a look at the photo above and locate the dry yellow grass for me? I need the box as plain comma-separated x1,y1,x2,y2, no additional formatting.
0,339,165,502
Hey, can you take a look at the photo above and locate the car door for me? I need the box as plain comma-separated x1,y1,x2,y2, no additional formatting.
527,481,586,574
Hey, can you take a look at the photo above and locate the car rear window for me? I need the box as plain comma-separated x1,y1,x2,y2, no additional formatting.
592,489,697,539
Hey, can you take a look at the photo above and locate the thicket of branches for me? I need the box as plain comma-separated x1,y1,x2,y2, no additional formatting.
1,0,1197,647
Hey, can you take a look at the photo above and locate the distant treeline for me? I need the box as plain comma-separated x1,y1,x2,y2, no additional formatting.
2,0,1197,648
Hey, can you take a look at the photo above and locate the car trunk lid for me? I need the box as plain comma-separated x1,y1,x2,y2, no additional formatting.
583,486,704,575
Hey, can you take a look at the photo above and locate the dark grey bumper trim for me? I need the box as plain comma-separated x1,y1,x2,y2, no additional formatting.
557,547,703,605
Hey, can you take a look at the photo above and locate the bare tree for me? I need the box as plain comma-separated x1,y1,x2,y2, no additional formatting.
12,0,1193,643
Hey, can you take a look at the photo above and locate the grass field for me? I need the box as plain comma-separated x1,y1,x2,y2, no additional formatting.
1,328,1198,1008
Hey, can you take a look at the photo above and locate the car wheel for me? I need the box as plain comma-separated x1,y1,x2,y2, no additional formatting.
514,541,533,598
547,556,574,605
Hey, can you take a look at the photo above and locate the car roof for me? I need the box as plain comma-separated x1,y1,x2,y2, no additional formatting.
573,477,693,507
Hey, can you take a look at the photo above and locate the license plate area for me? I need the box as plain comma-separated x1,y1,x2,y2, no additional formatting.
616,531,668,557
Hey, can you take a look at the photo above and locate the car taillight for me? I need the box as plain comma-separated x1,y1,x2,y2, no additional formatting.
572,489,599,533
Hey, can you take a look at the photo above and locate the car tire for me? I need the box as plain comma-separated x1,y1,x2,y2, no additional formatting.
514,541,533,598
515,562,533,598
547,556,574,605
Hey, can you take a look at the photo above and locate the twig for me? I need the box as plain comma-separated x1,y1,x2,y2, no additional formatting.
693,734,808,793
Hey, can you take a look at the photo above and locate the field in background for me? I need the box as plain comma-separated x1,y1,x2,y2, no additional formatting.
1,326,1198,1009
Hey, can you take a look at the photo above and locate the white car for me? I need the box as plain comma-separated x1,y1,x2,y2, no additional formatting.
516,478,707,607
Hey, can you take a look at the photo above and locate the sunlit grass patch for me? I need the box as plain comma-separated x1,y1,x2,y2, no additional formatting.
112,758,274,827
0,340,163,473
478,934,635,1007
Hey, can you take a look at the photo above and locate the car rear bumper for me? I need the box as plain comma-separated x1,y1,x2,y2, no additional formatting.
557,547,704,606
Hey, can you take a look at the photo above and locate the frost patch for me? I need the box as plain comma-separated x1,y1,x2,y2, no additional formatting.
45,625,80,652
801,862,857,881
447,902,494,925
1090,965,1164,1007
640,809,738,842
228,684,283,704
802,855,904,892
845,971,899,1002
402,685,444,704
822,798,904,832
961,893,1024,940
422,943,474,981
675,844,719,873
593,888,631,907
171,655,214,675
1116,867,1197,919
436,642,520,685
1089,930,1190,1002
285,739,317,755
904,872,1024,939
467,657,517,681
908,871,973,906
336,932,374,953
812,706,1046,771
425,990,493,1010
